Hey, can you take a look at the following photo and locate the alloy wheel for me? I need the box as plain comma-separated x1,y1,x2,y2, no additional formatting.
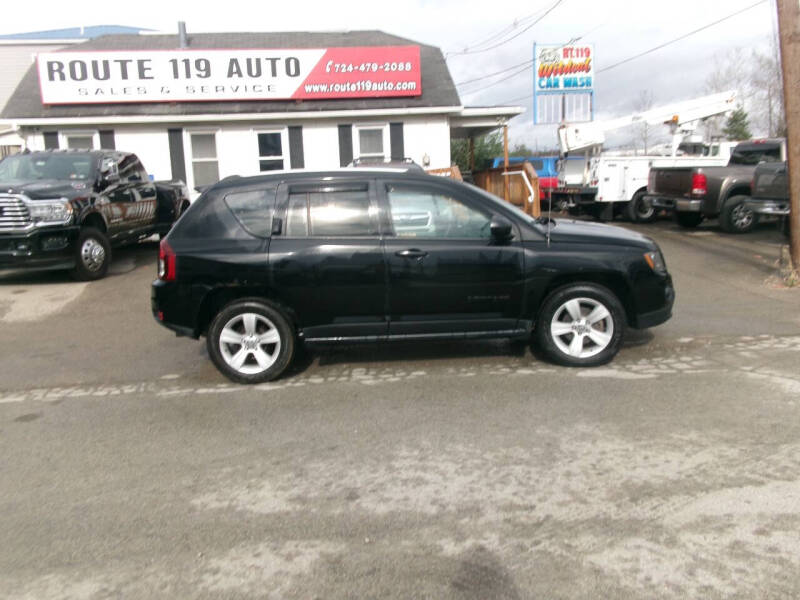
550,297,614,359
80,237,106,272
219,312,282,375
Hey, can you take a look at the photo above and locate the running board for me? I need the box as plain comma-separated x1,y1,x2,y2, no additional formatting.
304,328,530,344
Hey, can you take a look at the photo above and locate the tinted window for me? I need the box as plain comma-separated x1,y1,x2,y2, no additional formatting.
171,194,253,241
530,159,544,171
224,188,277,237
387,185,491,239
286,188,377,237
729,144,782,165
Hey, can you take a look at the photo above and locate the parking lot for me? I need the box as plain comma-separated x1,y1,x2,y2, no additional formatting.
1,218,799,599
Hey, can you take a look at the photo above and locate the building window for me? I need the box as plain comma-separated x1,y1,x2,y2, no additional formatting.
190,132,220,188
354,125,387,161
61,132,98,150
257,132,284,171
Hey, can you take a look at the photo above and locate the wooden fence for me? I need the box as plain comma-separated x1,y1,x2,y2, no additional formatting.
472,161,541,217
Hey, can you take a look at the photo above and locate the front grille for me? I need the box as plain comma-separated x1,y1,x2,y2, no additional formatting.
0,195,32,233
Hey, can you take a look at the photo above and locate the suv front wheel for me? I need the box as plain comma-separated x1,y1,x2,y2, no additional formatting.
536,284,625,367
207,300,295,384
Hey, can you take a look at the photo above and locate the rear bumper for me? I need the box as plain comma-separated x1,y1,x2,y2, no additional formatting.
151,279,198,338
647,195,702,212
744,199,789,216
0,226,79,273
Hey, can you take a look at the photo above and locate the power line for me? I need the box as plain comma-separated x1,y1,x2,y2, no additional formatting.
461,64,533,97
492,0,769,106
456,59,532,87
447,0,566,56
597,0,768,73
451,7,551,55
455,22,605,90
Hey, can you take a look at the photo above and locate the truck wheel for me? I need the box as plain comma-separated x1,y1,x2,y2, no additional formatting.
207,300,295,384
535,283,625,367
720,195,758,234
71,227,111,281
626,191,657,223
675,212,703,228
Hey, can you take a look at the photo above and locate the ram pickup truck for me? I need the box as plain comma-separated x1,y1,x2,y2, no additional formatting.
0,150,190,279
745,161,790,237
646,139,786,232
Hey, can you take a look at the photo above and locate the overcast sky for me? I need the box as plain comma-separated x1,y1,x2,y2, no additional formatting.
1,0,779,150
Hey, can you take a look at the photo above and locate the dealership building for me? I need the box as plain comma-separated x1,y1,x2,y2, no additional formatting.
0,28,522,192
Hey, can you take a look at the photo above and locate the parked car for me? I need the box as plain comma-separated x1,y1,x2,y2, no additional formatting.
646,139,786,232
151,167,675,383
0,150,190,279
745,161,790,237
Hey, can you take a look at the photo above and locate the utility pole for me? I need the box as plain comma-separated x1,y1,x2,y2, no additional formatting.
776,0,800,274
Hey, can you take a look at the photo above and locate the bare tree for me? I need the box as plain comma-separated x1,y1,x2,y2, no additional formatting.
703,39,785,139
633,89,654,154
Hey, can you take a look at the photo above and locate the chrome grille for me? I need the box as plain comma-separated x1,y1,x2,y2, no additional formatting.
0,195,32,232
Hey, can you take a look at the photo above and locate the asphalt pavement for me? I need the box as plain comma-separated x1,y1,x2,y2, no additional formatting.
1,217,799,599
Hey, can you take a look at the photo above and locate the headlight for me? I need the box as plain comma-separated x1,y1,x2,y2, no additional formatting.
644,250,667,274
25,199,73,224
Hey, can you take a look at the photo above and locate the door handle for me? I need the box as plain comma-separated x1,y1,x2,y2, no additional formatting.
395,248,428,259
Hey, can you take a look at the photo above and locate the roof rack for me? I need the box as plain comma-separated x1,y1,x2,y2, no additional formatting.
350,157,424,171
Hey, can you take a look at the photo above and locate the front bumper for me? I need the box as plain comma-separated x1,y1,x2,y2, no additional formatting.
633,276,675,329
744,199,789,216
0,226,79,272
647,195,702,212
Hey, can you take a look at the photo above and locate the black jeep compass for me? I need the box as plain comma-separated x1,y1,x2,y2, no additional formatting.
152,167,674,383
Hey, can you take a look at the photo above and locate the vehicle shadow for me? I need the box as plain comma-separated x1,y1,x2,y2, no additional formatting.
0,240,159,285
287,337,534,375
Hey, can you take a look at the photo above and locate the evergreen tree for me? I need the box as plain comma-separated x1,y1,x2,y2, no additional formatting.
450,132,504,172
723,108,752,141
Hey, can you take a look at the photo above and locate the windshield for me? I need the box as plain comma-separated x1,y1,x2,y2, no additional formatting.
0,153,97,182
728,145,782,166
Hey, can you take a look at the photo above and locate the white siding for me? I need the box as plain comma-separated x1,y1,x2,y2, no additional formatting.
301,122,341,169
113,128,172,181
403,116,451,169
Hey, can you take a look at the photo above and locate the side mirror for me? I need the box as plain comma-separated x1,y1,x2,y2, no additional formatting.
490,215,513,241
100,160,119,186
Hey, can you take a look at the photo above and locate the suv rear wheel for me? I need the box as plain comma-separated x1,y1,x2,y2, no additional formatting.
207,300,295,384
536,283,625,367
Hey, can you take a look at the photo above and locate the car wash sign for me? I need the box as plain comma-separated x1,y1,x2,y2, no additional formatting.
37,46,422,104
533,43,594,124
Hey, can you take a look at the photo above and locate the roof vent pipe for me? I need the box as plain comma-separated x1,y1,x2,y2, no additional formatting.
178,22,188,48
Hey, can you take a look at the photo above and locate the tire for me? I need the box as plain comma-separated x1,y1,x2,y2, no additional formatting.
626,190,657,223
535,283,625,367
675,212,703,228
720,195,758,234
207,300,295,384
70,227,111,281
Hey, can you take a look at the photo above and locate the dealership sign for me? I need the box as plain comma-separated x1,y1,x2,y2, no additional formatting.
36,46,422,104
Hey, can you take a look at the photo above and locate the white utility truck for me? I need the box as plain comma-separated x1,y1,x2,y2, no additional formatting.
550,91,738,222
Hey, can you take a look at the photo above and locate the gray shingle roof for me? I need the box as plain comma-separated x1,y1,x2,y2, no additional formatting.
1,30,461,119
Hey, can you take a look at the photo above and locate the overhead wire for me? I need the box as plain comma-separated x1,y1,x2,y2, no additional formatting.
492,0,769,107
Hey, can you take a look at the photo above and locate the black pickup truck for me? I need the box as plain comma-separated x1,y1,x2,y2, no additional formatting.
0,150,190,279
646,139,786,233
745,162,790,237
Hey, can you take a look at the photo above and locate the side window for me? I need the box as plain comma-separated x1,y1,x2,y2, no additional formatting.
285,187,377,237
386,185,491,239
224,187,277,237
190,133,220,187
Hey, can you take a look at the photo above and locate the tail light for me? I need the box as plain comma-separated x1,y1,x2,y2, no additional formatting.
691,173,707,196
158,239,176,281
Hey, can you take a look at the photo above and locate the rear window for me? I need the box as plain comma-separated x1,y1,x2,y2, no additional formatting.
224,187,277,237
729,144,782,165
171,186,276,241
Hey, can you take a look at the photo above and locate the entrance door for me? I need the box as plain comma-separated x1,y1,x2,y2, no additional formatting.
379,180,525,336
